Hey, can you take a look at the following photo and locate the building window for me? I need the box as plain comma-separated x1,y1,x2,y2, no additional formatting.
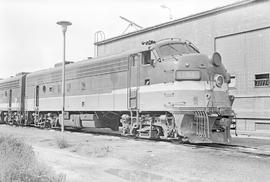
81,81,86,91
42,85,46,93
254,73,269,87
229,75,236,88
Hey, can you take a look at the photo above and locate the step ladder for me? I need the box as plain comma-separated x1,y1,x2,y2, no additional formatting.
129,109,140,135
194,111,210,138
137,116,155,139
34,107,40,127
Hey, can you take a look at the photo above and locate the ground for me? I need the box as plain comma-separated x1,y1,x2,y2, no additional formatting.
0,125,270,182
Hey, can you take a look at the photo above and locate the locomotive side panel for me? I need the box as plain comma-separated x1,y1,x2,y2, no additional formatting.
0,38,232,143
65,71,128,111
0,76,25,111
25,56,129,112
25,80,62,112
0,74,27,124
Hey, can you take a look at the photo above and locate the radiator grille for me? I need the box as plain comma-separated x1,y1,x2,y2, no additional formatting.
27,57,128,85
0,79,20,90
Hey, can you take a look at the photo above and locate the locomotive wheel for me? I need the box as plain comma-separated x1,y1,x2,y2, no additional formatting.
151,127,160,139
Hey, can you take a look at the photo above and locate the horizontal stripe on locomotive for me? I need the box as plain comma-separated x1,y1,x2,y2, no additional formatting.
138,81,228,93
0,103,20,110
25,82,229,111
25,81,229,99
0,80,21,90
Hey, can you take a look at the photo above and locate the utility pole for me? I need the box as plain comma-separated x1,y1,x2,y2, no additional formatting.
56,21,72,132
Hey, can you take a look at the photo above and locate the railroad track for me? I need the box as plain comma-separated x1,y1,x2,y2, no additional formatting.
64,125,270,159
2,123,270,158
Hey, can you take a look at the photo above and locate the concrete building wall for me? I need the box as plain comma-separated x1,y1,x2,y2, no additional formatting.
216,28,270,119
97,1,270,57
96,0,270,132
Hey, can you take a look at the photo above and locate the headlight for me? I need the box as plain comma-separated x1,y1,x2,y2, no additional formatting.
175,70,201,81
214,74,224,87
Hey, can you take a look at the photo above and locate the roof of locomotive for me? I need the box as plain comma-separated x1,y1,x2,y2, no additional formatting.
26,45,149,78
27,38,198,79
0,74,25,85
0,38,200,83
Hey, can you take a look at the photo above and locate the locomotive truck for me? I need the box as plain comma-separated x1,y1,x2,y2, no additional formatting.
0,38,234,143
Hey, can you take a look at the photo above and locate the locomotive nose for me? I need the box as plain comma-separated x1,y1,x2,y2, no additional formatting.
176,54,211,69
173,54,211,82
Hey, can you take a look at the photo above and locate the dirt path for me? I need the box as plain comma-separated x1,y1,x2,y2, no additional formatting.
33,146,129,182
0,125,177,181
1,125,270,182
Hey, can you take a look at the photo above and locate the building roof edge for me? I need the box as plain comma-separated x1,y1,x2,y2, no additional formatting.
95,0,257,46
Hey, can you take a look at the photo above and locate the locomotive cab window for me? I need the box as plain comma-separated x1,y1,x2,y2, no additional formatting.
142,50,156,65
142,50,155,65
159,43,198,57
142,51,151,65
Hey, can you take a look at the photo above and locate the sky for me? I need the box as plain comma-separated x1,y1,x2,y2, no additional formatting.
0,0,239,79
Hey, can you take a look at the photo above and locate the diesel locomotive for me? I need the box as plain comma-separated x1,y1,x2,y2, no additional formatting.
0,38,234,143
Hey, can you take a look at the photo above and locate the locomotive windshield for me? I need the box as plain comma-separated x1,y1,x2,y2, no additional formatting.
159,43,198,57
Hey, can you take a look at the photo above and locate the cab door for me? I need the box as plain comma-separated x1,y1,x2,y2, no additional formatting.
127,54,140,110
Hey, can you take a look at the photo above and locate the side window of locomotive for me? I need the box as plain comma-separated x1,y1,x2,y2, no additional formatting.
142,51,151,65
49,86,54,93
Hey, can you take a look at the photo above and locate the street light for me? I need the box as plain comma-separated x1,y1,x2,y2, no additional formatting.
56,21,72,132
160,5,173,20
